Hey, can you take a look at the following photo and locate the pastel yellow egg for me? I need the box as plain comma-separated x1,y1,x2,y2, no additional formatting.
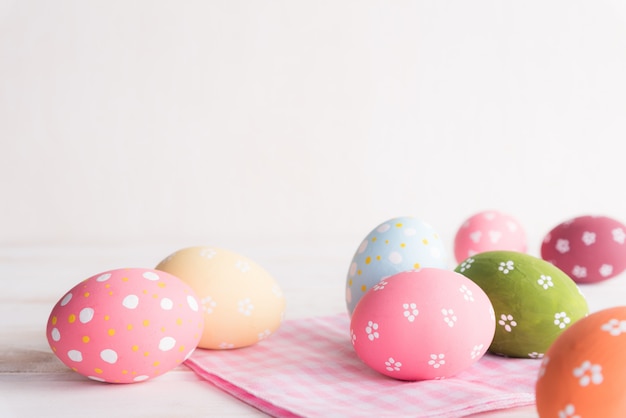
156,246,285,349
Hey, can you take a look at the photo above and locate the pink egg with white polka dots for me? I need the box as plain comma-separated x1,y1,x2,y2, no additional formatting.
350,268,495,381
46,268,204,383
454,210,527,263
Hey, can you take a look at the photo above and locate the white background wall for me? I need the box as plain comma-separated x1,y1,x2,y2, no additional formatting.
2,1,626,257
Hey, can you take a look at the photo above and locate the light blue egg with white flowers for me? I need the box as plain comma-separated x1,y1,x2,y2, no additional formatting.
345,216,448,316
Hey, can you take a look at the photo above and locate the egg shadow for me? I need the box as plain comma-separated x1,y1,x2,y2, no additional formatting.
0,345,72,374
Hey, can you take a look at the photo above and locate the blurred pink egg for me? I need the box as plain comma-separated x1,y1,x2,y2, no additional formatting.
454,210,526,263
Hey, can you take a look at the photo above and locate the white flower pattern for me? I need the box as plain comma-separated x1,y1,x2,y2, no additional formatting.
200,248,217,259
488,230,502,243
366,321,380,341
201,296,217,314
559,403,580,418
258,329,271,340
573,360,603,386
499,314,517,332
556,239,570,254
458,258,475,273
385,357,402,372
235,259,251,273
402,303,419,322
572,265,587,279
601,318,626,336
373,279,388,291
581,231,596,246
237,298,254,316
459,285,474,301
554,312,571,329
470,344,484,359
537,275,554,290
599,264,613,278
441,309,457,327
498,260,514,274
428,353,445,368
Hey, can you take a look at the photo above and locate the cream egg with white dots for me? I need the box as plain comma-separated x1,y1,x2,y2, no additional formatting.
46,268,204,383
156,246,286,350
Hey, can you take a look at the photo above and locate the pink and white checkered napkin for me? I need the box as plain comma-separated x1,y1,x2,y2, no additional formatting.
185,314,540,418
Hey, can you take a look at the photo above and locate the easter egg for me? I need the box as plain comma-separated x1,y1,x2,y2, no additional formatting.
46,268,204,383
155,246,286,350
541,215,626,283
350,268,495,380
454,251,589,358
536,306,626,417
454,210,526,263
345,216,448,316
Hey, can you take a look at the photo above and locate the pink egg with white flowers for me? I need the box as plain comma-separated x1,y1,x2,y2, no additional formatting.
350,268,495,381
46,268,204,383
541,215,626,283
454,210,527,263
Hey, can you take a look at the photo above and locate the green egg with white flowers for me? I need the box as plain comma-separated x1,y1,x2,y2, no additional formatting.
454,250,589,358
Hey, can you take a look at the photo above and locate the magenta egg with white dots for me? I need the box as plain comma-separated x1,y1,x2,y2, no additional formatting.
454,210,527,263
46,268,204,383
350,268,495,381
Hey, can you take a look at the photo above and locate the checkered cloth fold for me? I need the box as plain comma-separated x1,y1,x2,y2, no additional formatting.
186,314,539,417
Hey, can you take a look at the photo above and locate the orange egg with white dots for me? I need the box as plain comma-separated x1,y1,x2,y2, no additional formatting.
536,306,626,417
46,268,204,383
